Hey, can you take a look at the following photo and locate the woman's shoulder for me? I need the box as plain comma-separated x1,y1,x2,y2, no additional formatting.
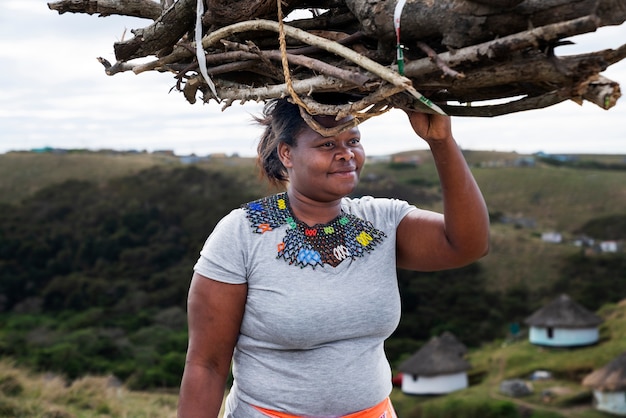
208,206,248,237
341,195,417,224
341,195,412,210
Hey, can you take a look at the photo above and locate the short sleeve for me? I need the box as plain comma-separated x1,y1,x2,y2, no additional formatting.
342,196,417,229
193,208,249,284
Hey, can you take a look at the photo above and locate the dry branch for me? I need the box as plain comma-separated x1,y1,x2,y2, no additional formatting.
48,0,163,20
48,0,626,131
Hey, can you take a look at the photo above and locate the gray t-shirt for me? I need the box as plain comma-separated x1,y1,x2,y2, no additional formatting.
194,194,416,417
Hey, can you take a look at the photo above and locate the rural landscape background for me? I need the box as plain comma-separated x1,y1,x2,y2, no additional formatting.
0,149,625,417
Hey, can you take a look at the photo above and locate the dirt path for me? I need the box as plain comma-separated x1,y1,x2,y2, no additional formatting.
488,355,594,418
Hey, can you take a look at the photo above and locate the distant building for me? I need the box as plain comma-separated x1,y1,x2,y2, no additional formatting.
541,232,563,244
398,332,470,395
153,150,176,156
179,155,209,164
524,294,603,347
583,351,626,416
600,241,620,253
366,155,391,164
391,155,421,166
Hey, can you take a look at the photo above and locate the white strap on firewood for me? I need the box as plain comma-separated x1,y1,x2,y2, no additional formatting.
394,0,407,74
195,0,220,100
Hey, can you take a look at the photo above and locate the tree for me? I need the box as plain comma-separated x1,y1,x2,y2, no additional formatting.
47,0,625,133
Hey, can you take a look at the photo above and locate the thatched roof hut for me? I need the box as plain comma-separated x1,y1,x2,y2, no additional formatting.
399,333,469,377
583,352,626,391
525,294,603,328
398,332,470,395
582,352,626,416
524,294,603,347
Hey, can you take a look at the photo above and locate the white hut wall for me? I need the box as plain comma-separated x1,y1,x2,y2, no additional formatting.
593,390,626,416
529,326,599,346
401,372,468,395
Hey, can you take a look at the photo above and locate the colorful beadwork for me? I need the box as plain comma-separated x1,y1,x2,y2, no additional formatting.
243,193,386,269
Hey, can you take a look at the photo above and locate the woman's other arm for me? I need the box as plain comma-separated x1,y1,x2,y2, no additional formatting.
177,273,247,418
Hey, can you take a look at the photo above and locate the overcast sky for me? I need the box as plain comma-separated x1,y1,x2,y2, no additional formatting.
1,0,625,157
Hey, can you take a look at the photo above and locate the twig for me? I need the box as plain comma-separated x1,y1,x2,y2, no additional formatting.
298,99,393,137
96,57,135,75
214,75,353,102
415,41,464,79
404,15,601,78
220,40,370,86
439,89,571,116
285,31,365,55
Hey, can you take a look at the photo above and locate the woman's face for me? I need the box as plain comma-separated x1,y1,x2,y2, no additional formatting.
278,115,365,203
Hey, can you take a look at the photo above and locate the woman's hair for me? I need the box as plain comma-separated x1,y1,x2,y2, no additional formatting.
255,98,306,186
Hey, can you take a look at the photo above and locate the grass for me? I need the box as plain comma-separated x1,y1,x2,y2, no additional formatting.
473,164,626,232
0,152,180,205
2,300,625,417
479,223,580,291
0,360,178,418
1,149,625,417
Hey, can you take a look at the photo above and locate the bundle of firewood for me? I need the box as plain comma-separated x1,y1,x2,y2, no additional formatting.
48,0,626,132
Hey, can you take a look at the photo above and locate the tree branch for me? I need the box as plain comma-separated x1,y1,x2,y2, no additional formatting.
47,0,162,20
112,0,196,61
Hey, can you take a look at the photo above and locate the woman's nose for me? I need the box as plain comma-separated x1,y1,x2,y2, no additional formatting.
336,145,354,160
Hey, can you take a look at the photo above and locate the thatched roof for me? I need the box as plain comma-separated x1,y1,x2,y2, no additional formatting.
583,351,626,391
398,333,470,376
524,294,603,328
439,331,467,355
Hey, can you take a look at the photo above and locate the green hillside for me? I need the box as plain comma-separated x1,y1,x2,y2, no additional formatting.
2,299,624,417
0,149,624,405
389,299,626,418
0,151,180,205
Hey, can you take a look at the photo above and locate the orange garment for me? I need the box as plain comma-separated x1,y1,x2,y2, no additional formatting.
253,397,397,418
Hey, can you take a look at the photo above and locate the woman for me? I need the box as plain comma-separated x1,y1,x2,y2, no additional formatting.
177,98,489,418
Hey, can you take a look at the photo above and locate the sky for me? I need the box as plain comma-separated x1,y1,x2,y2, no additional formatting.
1,0,625,157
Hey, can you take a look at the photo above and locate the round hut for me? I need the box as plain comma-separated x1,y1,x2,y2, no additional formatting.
524,294,603,347
583,351,626,416
398,332,470,395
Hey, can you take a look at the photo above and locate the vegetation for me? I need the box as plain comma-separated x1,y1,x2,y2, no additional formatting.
0,150,625,407
0,359,178,417
2,299,625,417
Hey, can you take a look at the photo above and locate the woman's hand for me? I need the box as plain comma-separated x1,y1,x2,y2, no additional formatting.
404,110,453,144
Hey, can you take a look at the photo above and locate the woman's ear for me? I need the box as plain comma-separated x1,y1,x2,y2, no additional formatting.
277,142,293,168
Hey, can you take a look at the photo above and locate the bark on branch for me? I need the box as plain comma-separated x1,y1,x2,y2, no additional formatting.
48,0,626,124
48,0,163,20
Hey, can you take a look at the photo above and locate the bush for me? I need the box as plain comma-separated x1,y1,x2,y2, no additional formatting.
53,376,119,414
0,373,23,396
409,398,520,418
529,411,563,418
0,396,27,417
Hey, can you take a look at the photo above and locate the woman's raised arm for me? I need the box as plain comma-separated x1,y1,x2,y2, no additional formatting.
396,112,489,271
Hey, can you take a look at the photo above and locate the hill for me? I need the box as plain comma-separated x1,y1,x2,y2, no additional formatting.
1,149,625,300
0,149,625,392
389,298,626,418
0,151,181,205
2,299,624,418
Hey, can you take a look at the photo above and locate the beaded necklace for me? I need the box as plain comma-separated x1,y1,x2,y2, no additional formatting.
243,192,386,269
